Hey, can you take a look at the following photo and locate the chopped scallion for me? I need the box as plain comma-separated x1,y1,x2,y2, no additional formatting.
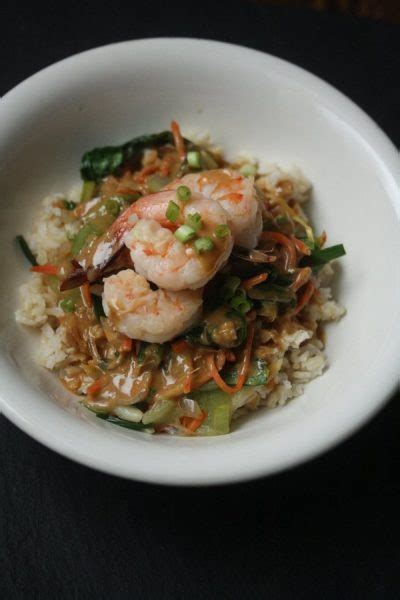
186,212,202,232
310,244,346,265
239,163,257,177
194,237,214,253
60,298,75,313
229,294,253,314
174,224,196,243
176,185,191,203
166,200,180,223
215,224,230,238
187,151,202,169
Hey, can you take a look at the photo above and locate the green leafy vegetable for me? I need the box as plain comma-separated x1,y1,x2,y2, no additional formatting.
137,343,164,369
60,298,75,313
141,398,176,425
81,131,191,181
16,235,38,266
200,358,269,391
247,283,296,306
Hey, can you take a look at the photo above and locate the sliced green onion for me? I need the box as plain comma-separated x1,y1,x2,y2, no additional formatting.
229,294,253,314
310,244,346,265
80,180,96,203
60,298,75,313
105,198,121,216
239,163,257,177
215,224,230,238
166,200,180,223
174,224,196,243
93,294,106,321
186,212,202,232
176,185,191,203
16,235,38,266
194,237,214,253
63,200,76,211
187,151,202,169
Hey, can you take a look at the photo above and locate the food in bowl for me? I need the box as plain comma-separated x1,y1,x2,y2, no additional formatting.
15,121,345,436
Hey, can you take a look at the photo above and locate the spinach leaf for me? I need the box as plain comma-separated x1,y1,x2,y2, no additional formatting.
81,131,193,181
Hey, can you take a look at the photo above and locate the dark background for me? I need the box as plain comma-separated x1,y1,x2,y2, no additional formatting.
1,2,399,598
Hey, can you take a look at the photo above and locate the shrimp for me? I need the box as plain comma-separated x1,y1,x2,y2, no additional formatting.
124,191,233,291
165,169,263,248
103,269,202,343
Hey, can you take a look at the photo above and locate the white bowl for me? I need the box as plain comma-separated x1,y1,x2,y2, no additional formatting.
0,38,399,485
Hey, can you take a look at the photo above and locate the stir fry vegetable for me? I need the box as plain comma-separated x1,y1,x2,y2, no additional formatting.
16,120,346,437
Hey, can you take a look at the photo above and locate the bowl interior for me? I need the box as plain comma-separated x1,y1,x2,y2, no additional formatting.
0,38,399,485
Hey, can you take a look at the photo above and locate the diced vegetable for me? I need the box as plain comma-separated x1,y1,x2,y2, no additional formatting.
142,398,176,425
229,290,253,314
191,390,232,436
215,224,230,238
60,298,75,313
239,163,257,177
174,224,196,243
176,185,191,203
166,200,180,223
194,237,214,253
187,150,202,169
186,212,202,232
221,275,241,302
201,358,269,391
16,235,38,266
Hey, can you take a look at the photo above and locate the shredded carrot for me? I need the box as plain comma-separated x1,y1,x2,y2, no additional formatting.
181,411,206,433
183,374,192,394
292,280,315,316
262,231,297,268
171,120,186,161
292,237,311,256
208,323,255,395
135,164,159,184
121,336,132,352
80,282,92,308
289,267,312,292
171,339,189,354
242,272,268,291
30,264,58,275
87,375,108,396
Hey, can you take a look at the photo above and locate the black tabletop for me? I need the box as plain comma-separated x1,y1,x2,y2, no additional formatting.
1,2,399,598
